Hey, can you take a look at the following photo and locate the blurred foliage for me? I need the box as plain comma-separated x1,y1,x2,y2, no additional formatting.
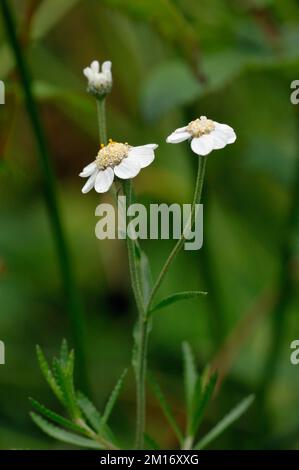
1,0,299,449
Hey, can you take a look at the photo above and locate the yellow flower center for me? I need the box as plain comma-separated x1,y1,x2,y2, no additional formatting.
187,116,215,138
96,141,130,169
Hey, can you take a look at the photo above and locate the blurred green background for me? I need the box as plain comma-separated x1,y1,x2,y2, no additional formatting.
1,0,299,450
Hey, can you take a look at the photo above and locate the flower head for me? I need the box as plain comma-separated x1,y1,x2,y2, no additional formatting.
83,60,112,98
80,140,158,194
166,116,236,156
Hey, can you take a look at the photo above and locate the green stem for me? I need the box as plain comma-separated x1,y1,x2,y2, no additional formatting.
1,0,88,391
134,316,150,449
123,180,145,317
122,179,148,449
96,99,107,146
147,156,207,311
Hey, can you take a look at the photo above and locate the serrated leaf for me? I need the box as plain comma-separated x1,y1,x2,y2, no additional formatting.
36,345,64,404
149,374,183,444
77,392,117,445
182,342,198,421
195,395,255,450
190,372,217,438
52,357,80,420
77,392,102,433
30,413,102,449
150,291,207,314
140,60,202,122
29,398,86,435
101,369,127,427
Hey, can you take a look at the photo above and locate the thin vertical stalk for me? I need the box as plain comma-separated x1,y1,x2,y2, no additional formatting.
1,0,88,390
122,180,148,448
147,156,207,311
96,99,107,146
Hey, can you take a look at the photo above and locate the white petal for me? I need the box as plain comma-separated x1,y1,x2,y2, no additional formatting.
210,129,228,150
83,67,93,80
101,60,112,76
114,157,141,179
82,170,98,194
91,60,99,72
174,125,188,132
214,122,236,144
95,167,114,193
191,135,214,156
141,144,158,150
79,161,97,177
128,146,155,168
166,131,191,144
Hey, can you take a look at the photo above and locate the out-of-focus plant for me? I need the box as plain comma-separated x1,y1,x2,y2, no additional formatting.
30,340,253,450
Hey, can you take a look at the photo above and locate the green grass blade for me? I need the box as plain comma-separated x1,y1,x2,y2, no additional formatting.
30,413,102,449
149,374,183,444
195,395,255,449
150,291,207,314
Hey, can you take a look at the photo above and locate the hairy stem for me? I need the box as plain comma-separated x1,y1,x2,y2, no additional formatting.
1,0,88,391
147,156,207,311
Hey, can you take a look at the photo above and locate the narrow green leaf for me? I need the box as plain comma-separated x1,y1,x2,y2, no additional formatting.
182,342,198,419
77,392,102,433
101,369,127,427
60,339,69,367
36,345,64,404
52,357,80,420
29,398,87,435
195,395,255,450
150,291,207,314
30,413,102,449
191,372,217,437
149,374,183,444
139,249,153,305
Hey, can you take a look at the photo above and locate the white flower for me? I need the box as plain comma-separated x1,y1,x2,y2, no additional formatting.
80,140,158,194
83,60,112,97
166,116,236,156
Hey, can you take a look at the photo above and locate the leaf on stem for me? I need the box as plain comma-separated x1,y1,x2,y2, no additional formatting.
150,291,207,314
195,395,255,449
29,398,87,435
30,413,102,449
36,345,64,404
